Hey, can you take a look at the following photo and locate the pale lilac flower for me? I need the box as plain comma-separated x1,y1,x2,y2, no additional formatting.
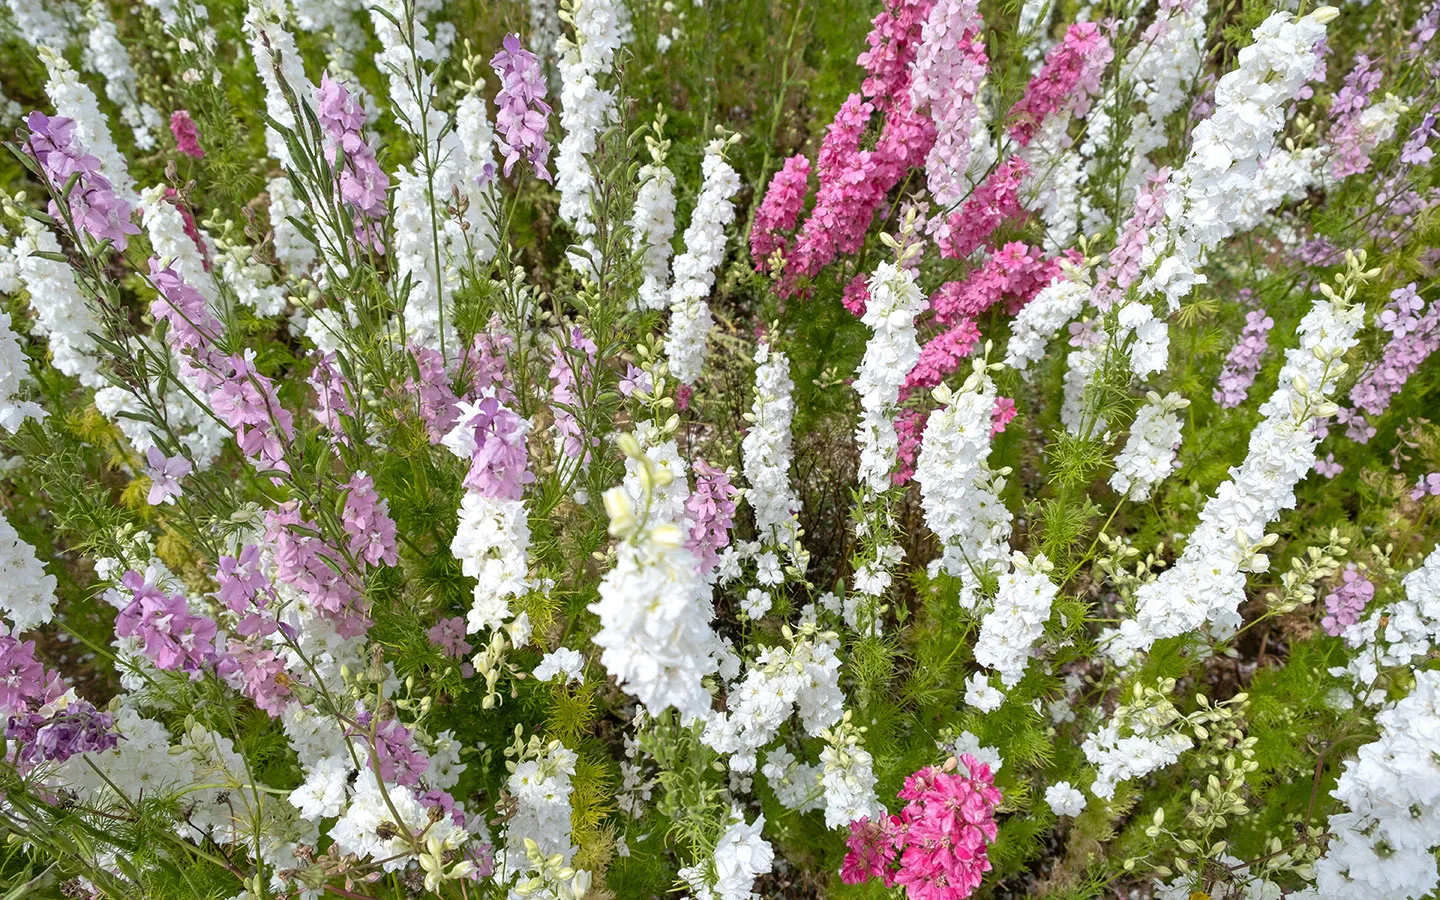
315,75,390,248
490,33,553,182
144,446,192,505
1321,565,1373,635
1412,472,1440,500
342,473,399,567
114,571,218,677
1215,310,1274,408
24,111,140,250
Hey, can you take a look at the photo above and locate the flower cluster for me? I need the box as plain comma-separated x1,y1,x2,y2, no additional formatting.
841,755,1003,900
1215,309,1275,407
1109,391,1188,502
1007,22,1113,146
915,361,1012,607
24,111,139,249
315,74,390,248
666,139,741,385
1307,670,1440,900
1322,565,1374,636
490,33,553,181
856,258,927,491
1122,270,1365,657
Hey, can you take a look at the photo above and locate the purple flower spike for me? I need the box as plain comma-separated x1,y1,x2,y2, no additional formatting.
490,33,553,182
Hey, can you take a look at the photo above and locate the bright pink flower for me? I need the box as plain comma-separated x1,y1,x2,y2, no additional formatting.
1007,21,1113,146
843,755,1002,900
903,320,982,399
170,110,204,158
991,397,1017,436
937,157,1030,260
750,155,811,271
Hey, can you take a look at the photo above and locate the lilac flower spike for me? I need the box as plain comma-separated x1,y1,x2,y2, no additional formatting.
23,111,140,250
144,446,193,505
314,75,390,248
490,33,553,182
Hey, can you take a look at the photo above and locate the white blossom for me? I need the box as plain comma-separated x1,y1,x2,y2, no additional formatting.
0,509,58,633
855,260,927,491
590,436,720,721
1123,293,1363,656
0,310,44,434
916,361,1013,606
1005,277,1089,373
534,647,586,685
631,161,678,310
1307,670,1440,900
819,718,882,829
665,140,740,385
679,808,774,900
1045,781,1087,816
554,0,624,236
742,344,803,551
974,553,1058,688
1110,391,1189,502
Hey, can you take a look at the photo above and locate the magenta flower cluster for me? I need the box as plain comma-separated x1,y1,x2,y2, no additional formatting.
841,754,1003,900
169,109,205,159
931,242,1063,325
1321,565,1374,636
1215,309,1274,408
266,505,371,637
24,111,140,250
352,711,431,788
1006,22,1113,146
316,75,390,249
490,33,553,183
0,631,52,716
308,350,355,436
782,0,936,291
936,157,1030,261
750,154,811,271
2,629,119,768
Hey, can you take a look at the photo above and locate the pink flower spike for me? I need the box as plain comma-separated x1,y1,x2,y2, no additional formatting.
170,110,205,159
